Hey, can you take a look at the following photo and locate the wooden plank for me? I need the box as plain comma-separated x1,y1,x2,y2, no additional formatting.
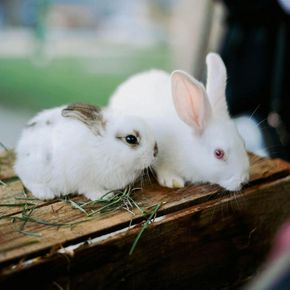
0,154,289,266
0,183,220,265
1,175,290,290
0,151,16,181
249,153,290,181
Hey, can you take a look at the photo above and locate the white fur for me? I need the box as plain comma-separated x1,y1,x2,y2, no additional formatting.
235,116,268,157
109,53,250,191
14,106,157,200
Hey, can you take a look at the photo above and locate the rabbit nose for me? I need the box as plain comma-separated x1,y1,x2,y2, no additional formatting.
153,142,158,157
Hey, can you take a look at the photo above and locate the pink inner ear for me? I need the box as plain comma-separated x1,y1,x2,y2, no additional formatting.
172,73,208,132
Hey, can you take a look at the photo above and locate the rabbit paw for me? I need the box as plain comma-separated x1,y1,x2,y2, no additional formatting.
157,170,185,188
27,183,56,200
84,190,114,201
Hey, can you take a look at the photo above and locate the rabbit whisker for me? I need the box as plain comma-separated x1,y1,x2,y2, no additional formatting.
249,104,261,121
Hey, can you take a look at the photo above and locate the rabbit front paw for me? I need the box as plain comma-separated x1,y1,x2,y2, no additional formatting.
26,183,56,200
157,170,185,188
84,189,114,201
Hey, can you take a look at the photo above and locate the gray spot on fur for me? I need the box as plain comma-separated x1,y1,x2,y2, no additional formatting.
26,121,37,128
154,142,158,157
62,103,105,135
62,103,102,122
133,130,140,139
46,152,52,162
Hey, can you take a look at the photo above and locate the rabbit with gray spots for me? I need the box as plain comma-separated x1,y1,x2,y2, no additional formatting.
14,103,157,200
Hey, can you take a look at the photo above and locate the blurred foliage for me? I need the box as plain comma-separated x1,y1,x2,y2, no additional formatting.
0,46,170,112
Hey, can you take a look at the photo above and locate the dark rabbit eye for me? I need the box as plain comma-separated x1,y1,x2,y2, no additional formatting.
215,149,225,160
125,135,138,145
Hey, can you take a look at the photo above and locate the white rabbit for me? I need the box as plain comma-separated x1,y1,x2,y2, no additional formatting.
109,53,250,191
14,103,158,200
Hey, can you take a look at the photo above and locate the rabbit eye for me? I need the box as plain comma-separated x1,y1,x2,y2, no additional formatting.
125,135,138,145
215,149,225,160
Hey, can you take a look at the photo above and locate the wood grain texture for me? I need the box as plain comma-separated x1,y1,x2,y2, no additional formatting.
0,152,290,290
0,151,16,181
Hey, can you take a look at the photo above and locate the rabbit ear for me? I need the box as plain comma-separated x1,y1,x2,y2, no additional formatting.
62,103,105,135
206,53,229,117
171,70,212,134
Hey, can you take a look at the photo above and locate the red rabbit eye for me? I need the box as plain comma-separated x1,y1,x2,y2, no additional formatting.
215,149,225,160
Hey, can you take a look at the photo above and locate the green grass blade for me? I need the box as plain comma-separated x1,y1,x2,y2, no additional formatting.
15,197,39,201
0,142,8,151
129,203,161,255
0,180,7,186
68,199,88,215
19,230,42,237
0,203,36,207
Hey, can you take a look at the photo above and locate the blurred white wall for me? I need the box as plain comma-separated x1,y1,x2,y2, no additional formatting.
170,0,226,77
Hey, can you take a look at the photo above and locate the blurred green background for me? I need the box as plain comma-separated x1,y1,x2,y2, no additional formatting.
0,0,173,148
0,46,170,112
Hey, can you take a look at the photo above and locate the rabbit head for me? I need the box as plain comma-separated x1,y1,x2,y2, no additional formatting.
101,110,158,182
171,53,250,191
